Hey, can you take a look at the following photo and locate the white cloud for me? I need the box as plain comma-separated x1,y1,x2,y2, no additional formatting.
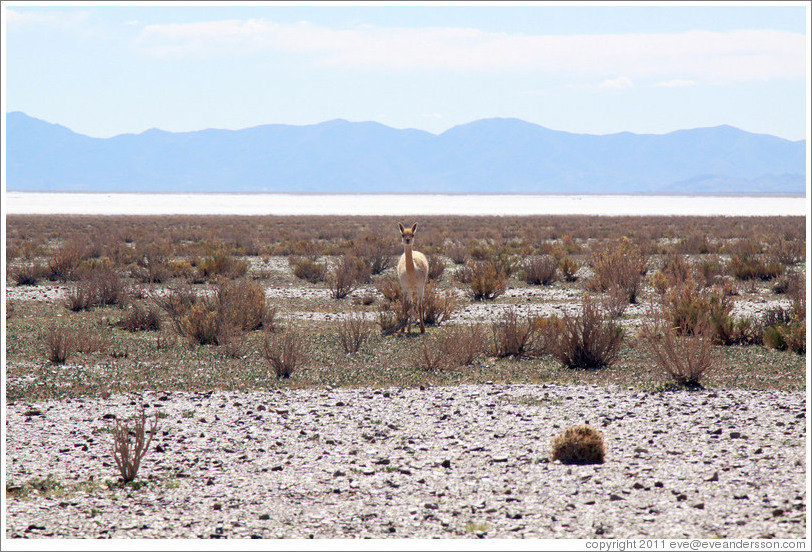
652,79,697,88
599,77,635,89
137,19,806,84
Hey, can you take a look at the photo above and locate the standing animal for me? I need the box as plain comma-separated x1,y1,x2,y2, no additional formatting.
397,222,429,333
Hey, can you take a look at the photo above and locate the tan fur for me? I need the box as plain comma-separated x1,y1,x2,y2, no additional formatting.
397,223,429,333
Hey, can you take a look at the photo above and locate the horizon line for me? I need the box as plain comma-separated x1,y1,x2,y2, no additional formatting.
7,110,805,143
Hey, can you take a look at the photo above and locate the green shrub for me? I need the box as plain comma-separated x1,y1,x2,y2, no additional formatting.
550,425,606,464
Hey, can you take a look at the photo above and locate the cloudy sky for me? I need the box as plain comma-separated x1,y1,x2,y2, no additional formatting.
3,2,808,140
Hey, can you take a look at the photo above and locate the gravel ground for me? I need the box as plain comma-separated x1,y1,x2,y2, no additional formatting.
5,383,807,540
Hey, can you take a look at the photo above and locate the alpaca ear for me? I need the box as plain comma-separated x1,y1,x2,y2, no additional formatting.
411,223,418,233
398,223,405,233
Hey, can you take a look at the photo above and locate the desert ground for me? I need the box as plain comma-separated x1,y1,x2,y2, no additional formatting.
4,214,808,540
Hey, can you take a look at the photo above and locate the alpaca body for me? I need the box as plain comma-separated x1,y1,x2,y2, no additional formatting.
397,223,429,333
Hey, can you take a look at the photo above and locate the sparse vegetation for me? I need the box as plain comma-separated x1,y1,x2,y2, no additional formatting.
550,424,606,465
111,409,159,483
4,213,805,402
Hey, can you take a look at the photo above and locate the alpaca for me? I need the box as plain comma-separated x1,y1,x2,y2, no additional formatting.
397,222,429,333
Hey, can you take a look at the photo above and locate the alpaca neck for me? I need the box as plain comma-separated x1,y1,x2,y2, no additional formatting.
403,244,415,273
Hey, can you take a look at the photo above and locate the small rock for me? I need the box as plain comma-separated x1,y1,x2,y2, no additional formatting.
609,494,624,501
772,508,784,517
693,503,705,509
440,459,452,468
730,431,742,439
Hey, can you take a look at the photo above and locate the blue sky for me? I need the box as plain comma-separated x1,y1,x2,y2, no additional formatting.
3,2,809,141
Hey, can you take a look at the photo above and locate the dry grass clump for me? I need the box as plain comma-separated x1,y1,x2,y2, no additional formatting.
521,255,559,285
550,425,606,465
444,241,468,264
327,254,370,299
262,326,308,379
762,300,806,354
43,324,74,364
154,280,273,346
195,249,248,280
117,302,163,332
337,311,374,354
11,262,47,286
459,260,508,301
727,253,784,282
490,308,542,358
65,267,130,311
588,237,647,304
414,324,486,371
551,295,623,369
47,240,86,281
353,235,396,275
290,257,327,283
639,312,720,389
111,409,159,483
421,282,457,326
73,326,112,354
216,278,275,332
558,256,581,282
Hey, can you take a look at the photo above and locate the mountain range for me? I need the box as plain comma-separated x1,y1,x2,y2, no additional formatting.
5,111,806,194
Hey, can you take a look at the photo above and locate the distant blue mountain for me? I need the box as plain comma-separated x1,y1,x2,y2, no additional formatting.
5,111,805,194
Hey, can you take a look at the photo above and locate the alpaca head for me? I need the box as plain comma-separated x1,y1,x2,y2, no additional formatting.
398,222,418,246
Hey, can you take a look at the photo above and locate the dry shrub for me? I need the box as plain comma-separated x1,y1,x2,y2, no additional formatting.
558,256,581,282
551,295,623,369
196,250,248,280
444,241,468,265
73,326,112,354
600,286,631,319
291,257,327,283
111,409,159,482
353,235,395,275
216,279,275,332
262,326,307,379
327,254,370,299
415,336,450,372
182,301,220,345
521,255,559,285
728,254,784,282
460,260,508,301
117,302,162,332
337,311,374,354
66,267,129,311
661,283,733,337
762,300,806,354
132,241,171,283
43,324,73,363
376,274,403,304
490,308,540,358
377,301,409,335
550,425,606,465
767,236,805,266
694,257,725,289
639,312,720,389
152,284,200,335
427,256,446,282
421,282,457,326
47,240,85,281
588,237,647,303
11,262,46,286
440,324,487,366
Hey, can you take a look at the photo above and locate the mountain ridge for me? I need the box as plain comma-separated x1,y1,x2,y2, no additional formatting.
5,111,805,194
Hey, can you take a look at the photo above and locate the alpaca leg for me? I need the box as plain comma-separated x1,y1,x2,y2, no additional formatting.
418,298,425,333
